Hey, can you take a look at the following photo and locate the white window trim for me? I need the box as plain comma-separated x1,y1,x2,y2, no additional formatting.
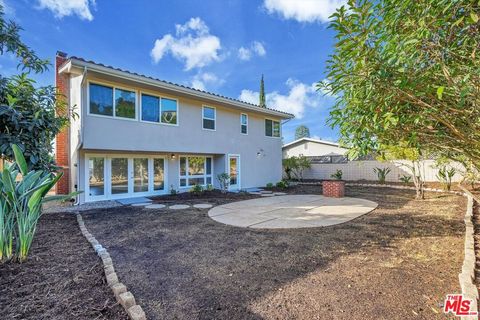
85,153,168,202
265,118,281,138
139,92,180,126
202,105,216,131
240,113,248,135
178,155,214,188
87,80,138,122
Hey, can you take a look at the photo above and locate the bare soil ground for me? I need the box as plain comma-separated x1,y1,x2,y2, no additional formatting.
0,213,128,320
82,186,465,320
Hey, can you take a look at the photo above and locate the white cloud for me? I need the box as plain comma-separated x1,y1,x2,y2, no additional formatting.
263,0,346,23
191,72,224,91
37,0,95,21
239,78,325,118
150,17,222,70
237,41,266,61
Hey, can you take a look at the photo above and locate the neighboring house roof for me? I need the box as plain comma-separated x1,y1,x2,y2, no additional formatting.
57,54,294,119
282,137,343,149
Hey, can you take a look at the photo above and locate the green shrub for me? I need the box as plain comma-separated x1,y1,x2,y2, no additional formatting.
0,145,77,262
266,182,274,188
206,184,214,191
189,184,204,195
331,169,343,180
217,173,230,193
373,167,391,184
437,167,456,191
170,184,177,195
276,180,288,189
399,175,412,184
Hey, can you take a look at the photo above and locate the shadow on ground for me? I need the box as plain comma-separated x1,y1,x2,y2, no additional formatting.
82,186,465,320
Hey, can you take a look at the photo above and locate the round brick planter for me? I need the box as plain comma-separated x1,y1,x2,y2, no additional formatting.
322,180,345,198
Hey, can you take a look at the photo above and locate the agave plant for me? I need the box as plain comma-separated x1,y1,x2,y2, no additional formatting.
437,166,456,191
373,167,391,184
0,145,75,262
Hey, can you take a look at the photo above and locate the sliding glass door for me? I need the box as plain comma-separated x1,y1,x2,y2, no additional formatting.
86,155,167,202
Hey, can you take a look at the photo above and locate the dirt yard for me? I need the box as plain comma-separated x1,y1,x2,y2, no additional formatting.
0,213,128,320
80,186,465,320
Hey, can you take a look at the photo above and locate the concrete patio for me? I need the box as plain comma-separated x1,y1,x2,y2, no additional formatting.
208,194,378,228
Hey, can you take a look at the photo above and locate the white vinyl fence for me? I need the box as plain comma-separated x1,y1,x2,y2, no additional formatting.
302,160,464,182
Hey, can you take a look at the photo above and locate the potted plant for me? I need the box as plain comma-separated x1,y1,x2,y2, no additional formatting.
322,169,345,198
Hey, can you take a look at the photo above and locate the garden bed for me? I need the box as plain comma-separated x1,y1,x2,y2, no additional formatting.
0,213,128,319
82,185,465,319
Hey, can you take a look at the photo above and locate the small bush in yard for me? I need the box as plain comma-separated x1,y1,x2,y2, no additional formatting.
0,145,77,263
217,173,230,193
189,184,204,195
206,184,214,191
266,182,274,188
373,167,391,184
437,167,456,191
276,180,288,189
399,175,412,185
331,169,343,180
170,185,178,195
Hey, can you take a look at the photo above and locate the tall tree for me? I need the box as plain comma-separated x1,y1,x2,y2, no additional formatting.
259,74,266,108
322,0,480,168
0,6,71,170
295,125,311,140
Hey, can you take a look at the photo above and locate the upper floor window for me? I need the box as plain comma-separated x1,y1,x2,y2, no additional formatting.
240,113,248,134
203,106,216,130
89,83,113,116
161,98,178,125
89,83,136,119
115,88,136,119
265,119,280,137
141,94,178,125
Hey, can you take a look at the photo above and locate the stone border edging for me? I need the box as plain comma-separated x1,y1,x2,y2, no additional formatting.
457,187,479,318
304,181,478,312
76,214,147,320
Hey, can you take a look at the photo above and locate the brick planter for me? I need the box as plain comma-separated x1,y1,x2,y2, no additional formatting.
322,180,345,198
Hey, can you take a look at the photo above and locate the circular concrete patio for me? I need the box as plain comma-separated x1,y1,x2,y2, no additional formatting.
208,194,378,229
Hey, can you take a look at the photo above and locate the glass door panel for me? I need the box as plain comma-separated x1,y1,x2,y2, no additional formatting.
111,158,129,195
229,156,239,189
153,158,165,191
88,157,105,197
134,158,149,193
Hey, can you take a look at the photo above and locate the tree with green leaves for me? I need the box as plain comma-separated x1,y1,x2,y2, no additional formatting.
379,144,426,199
295,125,311,140
0,6,71,170
322,0,480,169
259,74,266,108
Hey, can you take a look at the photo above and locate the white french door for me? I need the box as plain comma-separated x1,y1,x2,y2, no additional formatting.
86,154,167,202
227,154,240,191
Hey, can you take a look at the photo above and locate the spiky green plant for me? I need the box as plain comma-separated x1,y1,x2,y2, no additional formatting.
373,167,391,184
437,167,456,191
0,145,76,262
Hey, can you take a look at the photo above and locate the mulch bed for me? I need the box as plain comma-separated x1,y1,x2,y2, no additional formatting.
149,189,259,205
82,185,465,320
0,213,128,320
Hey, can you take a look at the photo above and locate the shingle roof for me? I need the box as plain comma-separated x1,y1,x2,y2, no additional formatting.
65,55,294,118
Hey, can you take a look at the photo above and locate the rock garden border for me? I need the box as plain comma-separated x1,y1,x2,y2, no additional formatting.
76,214,146,320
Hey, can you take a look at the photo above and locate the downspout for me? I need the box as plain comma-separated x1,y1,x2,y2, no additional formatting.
73,65,87,206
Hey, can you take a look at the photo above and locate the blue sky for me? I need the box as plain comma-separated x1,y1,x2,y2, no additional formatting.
0,0,346,143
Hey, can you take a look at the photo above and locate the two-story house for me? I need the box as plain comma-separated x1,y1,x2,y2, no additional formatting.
54,52,293,203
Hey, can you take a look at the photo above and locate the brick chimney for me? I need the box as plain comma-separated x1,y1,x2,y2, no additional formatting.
55,51,70,194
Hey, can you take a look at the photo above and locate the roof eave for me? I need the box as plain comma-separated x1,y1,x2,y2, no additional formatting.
60,58,294,120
